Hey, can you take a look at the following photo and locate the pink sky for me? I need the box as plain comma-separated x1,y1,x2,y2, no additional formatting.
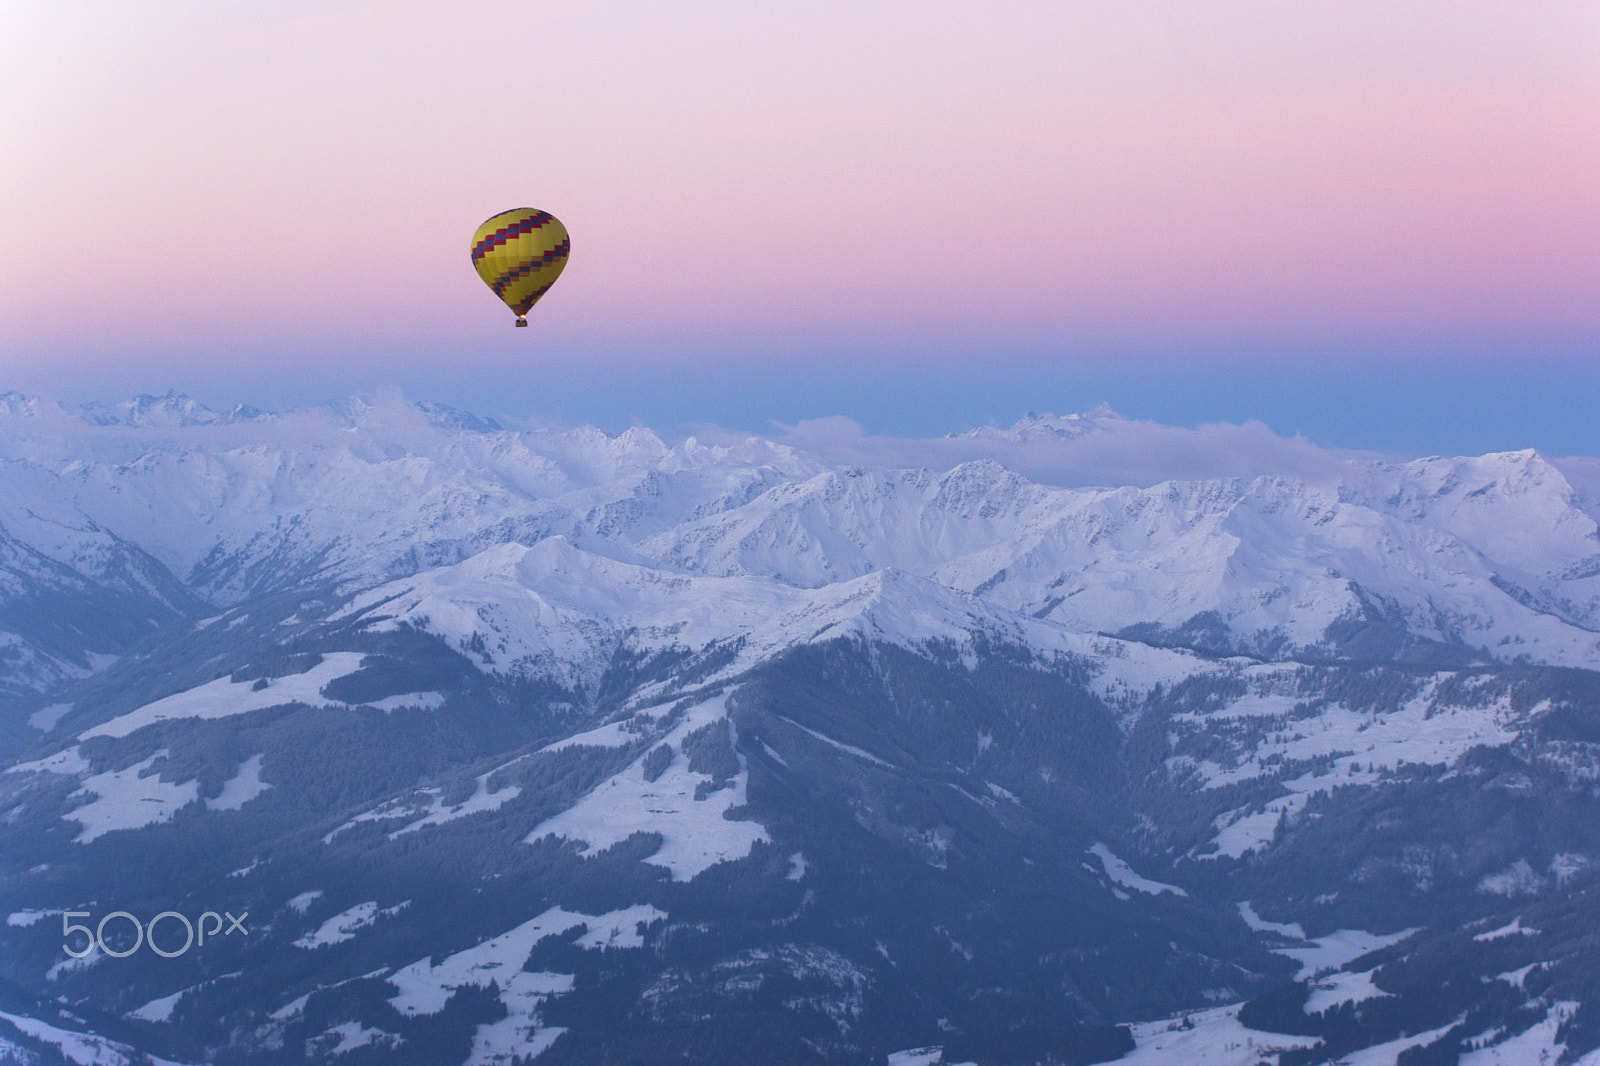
2,0,1598,383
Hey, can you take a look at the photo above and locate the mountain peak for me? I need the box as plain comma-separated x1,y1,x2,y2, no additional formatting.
951,406,1128,446
1013,404,1126,431
0,391,57,419
78,390,215,427
414,402,503,434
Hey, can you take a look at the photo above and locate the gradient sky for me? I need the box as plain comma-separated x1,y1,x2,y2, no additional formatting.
3,1,1598,455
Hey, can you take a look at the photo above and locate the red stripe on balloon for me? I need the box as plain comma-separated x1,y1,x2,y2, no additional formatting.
490,238,570,297
471,211,555,262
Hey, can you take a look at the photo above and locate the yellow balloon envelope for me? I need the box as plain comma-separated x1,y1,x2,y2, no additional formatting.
470,208,570,327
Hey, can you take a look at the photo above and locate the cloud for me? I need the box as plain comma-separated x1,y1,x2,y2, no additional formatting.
760,407,1374,488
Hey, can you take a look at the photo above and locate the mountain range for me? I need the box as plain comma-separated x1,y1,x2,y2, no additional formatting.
1,392,1597,1065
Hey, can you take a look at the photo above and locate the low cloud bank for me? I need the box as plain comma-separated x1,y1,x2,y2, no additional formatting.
736,407,1375,489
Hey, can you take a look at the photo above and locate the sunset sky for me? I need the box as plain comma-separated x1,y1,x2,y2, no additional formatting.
3,1,1597,453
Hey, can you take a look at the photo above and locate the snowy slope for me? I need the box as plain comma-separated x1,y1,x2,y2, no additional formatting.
335,534,1212,703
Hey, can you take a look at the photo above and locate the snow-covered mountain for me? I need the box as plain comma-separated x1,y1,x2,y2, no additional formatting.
0,392,1597,1066
1,391,1596,690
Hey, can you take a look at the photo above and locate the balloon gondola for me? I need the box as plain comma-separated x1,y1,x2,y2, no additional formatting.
470,208,570,327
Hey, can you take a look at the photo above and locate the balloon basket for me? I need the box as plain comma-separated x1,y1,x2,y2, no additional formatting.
515,317,528,328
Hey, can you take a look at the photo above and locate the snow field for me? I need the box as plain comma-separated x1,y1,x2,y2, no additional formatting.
886,1048,976,1066
1089,844,1187,897
1270,927,1418,981
8,746,92,776
79,653,369,739
7,909,57,927
1457,1002,1581,1063
285,891,322,914
537,719,640,753
323,752,545,844
1119,1003,1321,1065
128,988,186,1023
14,748,272,843
1237,901,1418,981
206,754,269,810
0,1009,193,1066
1335,1017,1464,1065
386,903,665,1066
1189,676,1527,860
65,751,198,844
1475,918,1538,942
1303,968,1391,1013
1494,962,1546,990
1238,901,1306,940
1182,678,1522,793
308,1021,400,1056
388,773,522,839
293,900,408,949
524,695,769,882
29,703,72,731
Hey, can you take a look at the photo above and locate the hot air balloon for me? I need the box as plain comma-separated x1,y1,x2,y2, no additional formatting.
470,208,570,327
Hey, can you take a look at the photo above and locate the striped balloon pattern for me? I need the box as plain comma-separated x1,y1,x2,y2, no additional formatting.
470,208,570,325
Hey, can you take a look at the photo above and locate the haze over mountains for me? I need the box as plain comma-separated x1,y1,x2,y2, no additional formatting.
1,392,1598,1065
